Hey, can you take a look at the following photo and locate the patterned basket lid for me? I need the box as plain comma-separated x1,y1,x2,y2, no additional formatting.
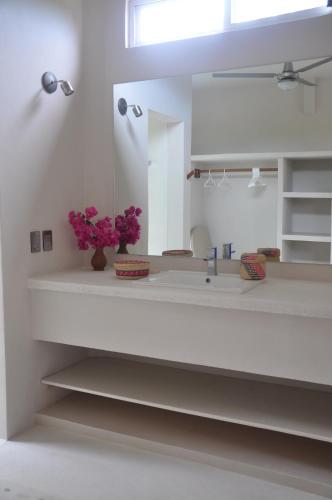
113,260,150,271
241,253,266,263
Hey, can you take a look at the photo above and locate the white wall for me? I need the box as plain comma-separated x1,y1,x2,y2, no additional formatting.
192,78,332,154
81,0,332,239
0,221,6,440
190,175,278,259
113,77,192,254
84,1,332,84
0,0,87,438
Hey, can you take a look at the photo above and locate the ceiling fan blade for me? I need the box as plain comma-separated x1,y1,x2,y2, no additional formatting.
212,72,276,78
297,78,317,87
296,56,332,73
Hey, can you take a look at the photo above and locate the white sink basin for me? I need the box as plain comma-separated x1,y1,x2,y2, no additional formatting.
137,270,262,294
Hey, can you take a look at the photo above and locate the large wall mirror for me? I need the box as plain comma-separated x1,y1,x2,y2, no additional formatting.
113,56,332,264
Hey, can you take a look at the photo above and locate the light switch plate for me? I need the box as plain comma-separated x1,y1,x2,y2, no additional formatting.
42,230,53,251
30,231,41,253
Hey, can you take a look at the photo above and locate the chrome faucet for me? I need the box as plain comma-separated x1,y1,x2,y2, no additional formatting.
205,247,218,276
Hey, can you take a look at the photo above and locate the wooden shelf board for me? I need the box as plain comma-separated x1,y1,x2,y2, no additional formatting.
283,259,331,265
282,233,331,243
191,152,332,163
36,393,332,498
191,153,279,163
283,192,332,199
42,358,332,443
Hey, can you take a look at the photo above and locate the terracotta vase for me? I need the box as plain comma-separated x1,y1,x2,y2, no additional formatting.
91,247,107,271
117,240,129,254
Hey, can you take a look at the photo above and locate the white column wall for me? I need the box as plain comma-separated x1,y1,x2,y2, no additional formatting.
0,0,87,438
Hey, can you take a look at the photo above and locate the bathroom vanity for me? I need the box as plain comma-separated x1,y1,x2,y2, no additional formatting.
29,267,332,497
29,268,332,383
28,56,332,495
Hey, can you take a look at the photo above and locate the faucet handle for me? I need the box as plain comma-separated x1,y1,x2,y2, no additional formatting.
205,247,218,276
207,246,217,259
222,243,235,260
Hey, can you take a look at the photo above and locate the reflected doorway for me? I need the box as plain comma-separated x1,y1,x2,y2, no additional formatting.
148,111,185,255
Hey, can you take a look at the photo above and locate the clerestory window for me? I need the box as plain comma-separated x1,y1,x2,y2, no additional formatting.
127,0,328,47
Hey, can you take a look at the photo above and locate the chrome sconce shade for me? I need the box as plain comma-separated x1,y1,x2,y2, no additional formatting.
60,80,74,96
118,98,143,118
42,72,74,96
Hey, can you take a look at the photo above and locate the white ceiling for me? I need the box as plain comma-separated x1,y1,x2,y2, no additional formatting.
192,57,332,89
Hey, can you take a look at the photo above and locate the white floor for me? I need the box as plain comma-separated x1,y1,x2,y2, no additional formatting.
0,425,327,500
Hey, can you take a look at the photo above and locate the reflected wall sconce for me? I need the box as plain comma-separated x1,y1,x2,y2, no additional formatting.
118,98,143,118
41,72,74,96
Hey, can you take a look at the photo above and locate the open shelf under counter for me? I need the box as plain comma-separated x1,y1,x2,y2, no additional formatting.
42,357,332,443
36,393,332,498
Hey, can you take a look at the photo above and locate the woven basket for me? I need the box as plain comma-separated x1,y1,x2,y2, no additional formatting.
113,260,150,280
257,247,280,262
240,253,266,281
162,250,193,257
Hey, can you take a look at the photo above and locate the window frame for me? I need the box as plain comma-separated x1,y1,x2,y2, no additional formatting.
127,0,329,48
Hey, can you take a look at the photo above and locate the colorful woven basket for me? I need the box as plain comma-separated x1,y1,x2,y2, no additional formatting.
240,253,266,281
162,250,193,257
113,260,150,280
257,247,280,262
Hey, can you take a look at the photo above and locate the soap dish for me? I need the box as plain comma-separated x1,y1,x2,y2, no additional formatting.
113,260,150,280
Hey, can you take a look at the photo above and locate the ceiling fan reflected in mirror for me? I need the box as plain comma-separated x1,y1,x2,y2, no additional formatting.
212,56,332,90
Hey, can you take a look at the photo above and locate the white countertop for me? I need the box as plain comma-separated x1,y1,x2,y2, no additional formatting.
28,268,332,320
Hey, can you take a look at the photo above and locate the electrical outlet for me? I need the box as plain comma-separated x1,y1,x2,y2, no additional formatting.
42,230,53,251
30,231,41,253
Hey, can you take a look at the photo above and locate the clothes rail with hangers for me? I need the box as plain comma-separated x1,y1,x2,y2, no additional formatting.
187,167,278,180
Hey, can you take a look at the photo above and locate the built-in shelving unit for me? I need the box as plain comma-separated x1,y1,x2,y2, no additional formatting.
278,154,332,264
42,357,332,444
190,151,332,264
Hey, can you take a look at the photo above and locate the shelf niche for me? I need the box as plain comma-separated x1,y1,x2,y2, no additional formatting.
283,158,332,193
283,197,331,237
42,357,332,444
282,240,331,265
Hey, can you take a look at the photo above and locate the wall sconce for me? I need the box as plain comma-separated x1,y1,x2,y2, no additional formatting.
118,98,143,118
42,72,74,96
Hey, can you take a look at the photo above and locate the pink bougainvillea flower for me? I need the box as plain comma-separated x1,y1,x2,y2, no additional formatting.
115,206,142,247
85,206,98,219
68,207,119,251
